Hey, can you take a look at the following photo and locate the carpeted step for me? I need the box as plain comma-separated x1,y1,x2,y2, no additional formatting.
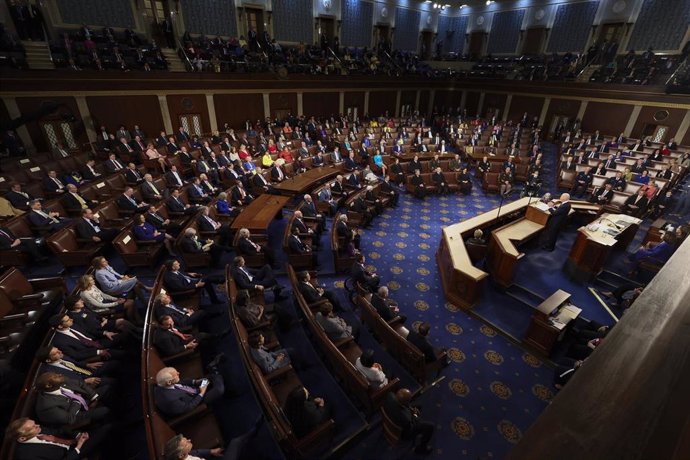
505,284,545,309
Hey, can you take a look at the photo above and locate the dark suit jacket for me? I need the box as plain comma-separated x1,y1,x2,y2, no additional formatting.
230,266,259,290
104,159,124,173
624,194,648,209
116,195,142,212
13,441,81,460
125,169,142,184
29,210,56,228
5,190,32,209
166,196,187,213
43,177,64,192
163,270,199,292
67,308,107,339
407,329,437,362
548,201,571,227
371,294,396,322
153,327,186,356
75,218,101,240
301,201,319,218
51,331,100,361
35,380,97,428
238,236,260,255
179,236,203,254
165,171,185,187
383,392,415,437
153,379,202,416
61,193,92,211
288,235,309,253
298,282,322,304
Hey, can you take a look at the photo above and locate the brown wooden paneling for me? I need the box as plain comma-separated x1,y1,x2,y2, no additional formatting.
418,90,430,114
507,95,545,123
544,98,581,127
344,91,364,109
465,91,481,116
434,90,463,113
214,93,263,129
166,94,210,134
368,91,397,117
16,96,85,153
303,92,339,117
582,102,634,135
269,93,297,118
87,95,163,140
483,93,507,119
401,90,416,108
631,106,686,142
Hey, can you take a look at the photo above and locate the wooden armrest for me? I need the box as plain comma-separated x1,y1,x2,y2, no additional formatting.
0,313,29,323
137,240,159,245
294,419,335,448
118,209,135,216
246,320,272,332
387,316,405,327
162,348,198,364
334,336,355,349
265,363,293,382
17,292,44,301
307,299,331,310
166,403,209,428
370,377,400,397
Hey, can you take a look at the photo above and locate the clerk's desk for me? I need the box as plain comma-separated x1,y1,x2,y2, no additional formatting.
524,289,582,357
564,212,641,282
437,197,601,309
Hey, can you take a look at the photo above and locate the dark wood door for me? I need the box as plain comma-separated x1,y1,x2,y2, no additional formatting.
421,31,433,59
246,8,264,36
522,28,547,55
468,31,485,60
321,17,335,43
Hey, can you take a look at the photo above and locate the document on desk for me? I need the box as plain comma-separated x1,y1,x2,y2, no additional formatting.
581,228,617,246
534,202,550,212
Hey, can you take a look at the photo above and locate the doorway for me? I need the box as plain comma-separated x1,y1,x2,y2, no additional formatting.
420,31,434,60
522,28,547,55
346,106,359,120
320,17,335,44
642,124,669,143
468,31,486,60
245,8,265,37
375,25,391,51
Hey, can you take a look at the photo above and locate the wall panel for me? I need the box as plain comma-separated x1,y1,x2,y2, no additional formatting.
269,93,298,118
631,107,687,141
86,95,162,141
434,90,463,113
166,95,210,134
368,91,397,117
341,0,374,48
582,102,634,135
483,93,508,118
418,90,430,113
544,97,582,132
214,94,264,129
344,91,365,114
400,90,416,108
57,0,134,28
507,95,545,123
16,96,85,153
465,91,481,117
181,0,237,37
303,92,340,117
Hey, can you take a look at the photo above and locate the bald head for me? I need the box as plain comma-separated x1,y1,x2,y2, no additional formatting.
396,388,412,404
559,193,570,202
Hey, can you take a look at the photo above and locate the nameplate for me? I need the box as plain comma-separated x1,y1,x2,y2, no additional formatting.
123,235,131,244
20,159,30,164
96,182,105,188
30,166,41,172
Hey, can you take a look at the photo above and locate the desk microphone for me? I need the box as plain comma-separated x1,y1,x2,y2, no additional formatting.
600,216,623,230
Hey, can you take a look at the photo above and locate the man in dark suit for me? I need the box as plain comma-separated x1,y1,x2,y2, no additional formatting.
116,187,149,214
351,253,380,293
81,159,101,181
28,200,71,233
145,205,182,236
188,178,212,204
43,170,66,194
165,165,186,188
104,153,125,173
153,315,199,357
154,291,223,328
336,214,360,251
570,167,593,198
410,169,426,199
0,226,45,261
49,313,126,362
237,228,276,266
383,388,435,454
38,346,115,399
179,227,225,266
175,126,190,142
166,189,199,216
75,208,119,243
296,270,342,311
7,416,111,460
230,256,283,299
590,183,614,205
622,189,649,217
407,322,446,363
124,163,143,184
287,226,317,265
5,183,33,210
163,259,224,303
62,184,98,213
140,174,164,202
153,366,225,417
34,372,110,431
230,182,253,207
541,193,571,251
371,286,405,322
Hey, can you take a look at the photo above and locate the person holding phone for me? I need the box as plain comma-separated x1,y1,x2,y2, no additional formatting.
153,364,226,417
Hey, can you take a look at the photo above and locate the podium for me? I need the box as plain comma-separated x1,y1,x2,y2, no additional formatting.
524,290,581,357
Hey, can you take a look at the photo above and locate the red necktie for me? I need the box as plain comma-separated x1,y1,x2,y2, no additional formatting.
170,327,190,342
70,329,102,349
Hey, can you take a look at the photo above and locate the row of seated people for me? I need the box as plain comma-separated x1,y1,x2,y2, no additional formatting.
0,259,152,459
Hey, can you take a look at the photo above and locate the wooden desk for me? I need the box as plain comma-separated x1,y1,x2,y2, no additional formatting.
437,197,535,309
229,194,290,233
641,218,666,246
272,165,343,196
564,213,641,282
487,209,546,288
524,289,581,356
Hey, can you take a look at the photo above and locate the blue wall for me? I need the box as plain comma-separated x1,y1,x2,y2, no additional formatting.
181,0,237,37
487,9,526,54
628,0,690,51
273,0,313,44
546,1,599,53
437,15,468,55
394,7,420,52
341,0,373,48
57,0,135,28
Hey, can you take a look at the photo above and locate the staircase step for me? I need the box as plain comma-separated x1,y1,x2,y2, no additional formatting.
505,284,545,309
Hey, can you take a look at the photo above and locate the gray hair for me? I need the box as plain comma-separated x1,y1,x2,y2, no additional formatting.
156,367,176,386
184,227,196,237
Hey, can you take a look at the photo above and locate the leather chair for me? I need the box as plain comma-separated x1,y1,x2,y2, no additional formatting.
46,227,102,267
482,172,500,194
114,228,164,268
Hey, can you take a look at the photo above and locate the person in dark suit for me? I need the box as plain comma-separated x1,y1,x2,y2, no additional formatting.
140,174,164,202
179,227,225,266
28,200,71,233
431,167,450,195
407,322,446,363
43,171,66,194
153,366,225,417
166,189,199,216
296,270,342,311
5,183,33,210
7,416,111,460
230,182,253,207
284,385,332,438
371,286,405,322
383,388,434,454
175,127,190,142
350,195,373,227
570,167,593,198
0,226,45,261
351,253,380,293
589,183,614,205
165,166,186,188
34,372,110,432
335,214,360,252
81,159,101,182
236,228,276,266
124,163,143,185
163,259,223,303
145,205,182,236
380,175,399,206
114,188,147,215
62,184,98,213
541,193,572,251
153,315,201,357
410,169,426,199
75,208,119,243
104,153,125,173
38,346,116,392
230,256,284,299
287,227,317,265
49,312,127,361
622,189,649,217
